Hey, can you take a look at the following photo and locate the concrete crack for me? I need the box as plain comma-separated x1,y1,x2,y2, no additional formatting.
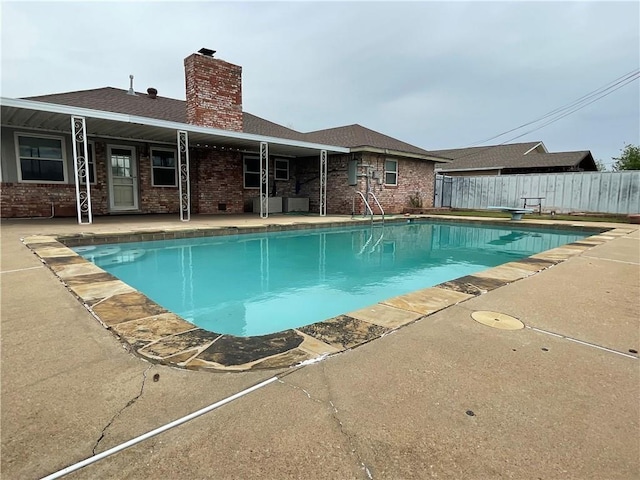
277,379,325,406
278,368,374,478
92,365,153,455
321,364,374,480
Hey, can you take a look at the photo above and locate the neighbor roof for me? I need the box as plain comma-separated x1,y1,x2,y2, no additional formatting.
25,87,441,159
432,142,594,171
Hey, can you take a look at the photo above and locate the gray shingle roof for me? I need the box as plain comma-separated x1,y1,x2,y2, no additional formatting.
24,87,435,157
432,142,541,170
304,124,433,156
522,151,594,168
432,142,594,171
26,87,187,123
242,112,308,141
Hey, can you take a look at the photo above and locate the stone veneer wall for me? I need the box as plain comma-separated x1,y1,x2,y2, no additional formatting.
184,53,243,132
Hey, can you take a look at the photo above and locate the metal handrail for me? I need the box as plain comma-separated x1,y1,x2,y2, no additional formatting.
352,191,374,222
368,191,385,225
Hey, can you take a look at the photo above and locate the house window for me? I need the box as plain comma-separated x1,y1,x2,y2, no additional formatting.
151,148,177,187
384,159,398,186
244,155,260,189
274,158,289,180
16,133,66,183
79,142,96,184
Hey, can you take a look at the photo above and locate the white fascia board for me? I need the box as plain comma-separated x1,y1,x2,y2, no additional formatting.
523,142,548,155
0,97,350,154
349,145,450,162
435,166,505,172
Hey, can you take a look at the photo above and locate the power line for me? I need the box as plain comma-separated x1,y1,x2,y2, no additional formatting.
438,69,639,164
497,72,639,145
465,69,639,148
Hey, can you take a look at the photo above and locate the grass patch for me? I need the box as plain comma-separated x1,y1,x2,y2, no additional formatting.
425,210,630,223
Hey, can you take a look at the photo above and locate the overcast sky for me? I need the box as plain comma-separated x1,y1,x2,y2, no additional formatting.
2,1,639,168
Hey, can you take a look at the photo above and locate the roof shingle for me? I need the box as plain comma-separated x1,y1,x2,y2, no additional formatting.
304,124,433,156
24,87,435,157
432,142,594,171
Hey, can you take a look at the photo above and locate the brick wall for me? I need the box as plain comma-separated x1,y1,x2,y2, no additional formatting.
184,53,243,132
192,149,246,214
361,153,435,214
1,140,111,218
1,183,77,217
138,145,181,214
1,142,436,218
293,153,435,215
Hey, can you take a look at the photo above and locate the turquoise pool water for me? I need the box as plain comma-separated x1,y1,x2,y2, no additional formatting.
74,222,587,337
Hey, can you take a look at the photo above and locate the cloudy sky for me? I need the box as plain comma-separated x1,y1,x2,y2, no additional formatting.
2,1,638,168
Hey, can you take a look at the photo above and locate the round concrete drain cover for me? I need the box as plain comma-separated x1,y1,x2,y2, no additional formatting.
471,311,524,330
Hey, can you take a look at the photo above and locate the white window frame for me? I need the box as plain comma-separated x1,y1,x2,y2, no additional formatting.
274,158,289,181
14,132,67,184
243,155,260,189
150,147,178,187
384,158,398,186
79,141,96,185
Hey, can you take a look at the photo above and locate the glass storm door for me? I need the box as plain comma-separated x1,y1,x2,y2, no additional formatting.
108,146,139,210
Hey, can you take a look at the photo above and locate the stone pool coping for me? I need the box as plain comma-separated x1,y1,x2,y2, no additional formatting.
21,217,633,372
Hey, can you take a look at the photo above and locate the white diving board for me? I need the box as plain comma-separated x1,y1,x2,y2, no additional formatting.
487,206,534,221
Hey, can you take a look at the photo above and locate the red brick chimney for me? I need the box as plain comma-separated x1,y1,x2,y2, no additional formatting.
184,49,243,132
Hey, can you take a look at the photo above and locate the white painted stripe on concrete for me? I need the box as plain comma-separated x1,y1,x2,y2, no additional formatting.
40,376,280,480
0,265,44,274
530,327,563,338
580,255,639,266
528,326,638,359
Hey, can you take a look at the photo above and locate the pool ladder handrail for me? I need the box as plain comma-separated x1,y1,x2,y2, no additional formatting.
352,191,385,225
368,191,385,225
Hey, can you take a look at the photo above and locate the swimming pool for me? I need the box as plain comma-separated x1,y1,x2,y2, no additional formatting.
73,221,587,337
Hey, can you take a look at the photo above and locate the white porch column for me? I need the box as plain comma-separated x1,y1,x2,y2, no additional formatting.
319,149,327,216
177,130,191,221
71,116,93,224
259,141,269,218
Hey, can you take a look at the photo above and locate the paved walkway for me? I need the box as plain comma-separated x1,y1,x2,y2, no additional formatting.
1,214,638,479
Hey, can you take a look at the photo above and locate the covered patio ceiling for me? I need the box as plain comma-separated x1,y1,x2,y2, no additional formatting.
0,98,350,158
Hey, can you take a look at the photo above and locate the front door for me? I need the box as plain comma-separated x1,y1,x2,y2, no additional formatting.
108,145,139,211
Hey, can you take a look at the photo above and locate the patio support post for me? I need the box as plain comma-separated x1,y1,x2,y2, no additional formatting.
260,141,269,218
71,115,93,224
177,130,191,222
319,149,327,216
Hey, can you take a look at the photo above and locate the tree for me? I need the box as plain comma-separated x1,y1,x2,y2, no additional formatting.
612,144,640,171
594,159,608,171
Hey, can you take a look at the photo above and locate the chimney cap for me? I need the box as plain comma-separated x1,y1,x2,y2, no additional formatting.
198,48,216,57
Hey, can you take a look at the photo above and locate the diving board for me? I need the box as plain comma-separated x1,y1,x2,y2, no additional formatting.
487,206,534,221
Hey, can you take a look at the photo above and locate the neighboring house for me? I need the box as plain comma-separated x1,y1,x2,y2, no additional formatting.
0,49,447,220
432,141,597,176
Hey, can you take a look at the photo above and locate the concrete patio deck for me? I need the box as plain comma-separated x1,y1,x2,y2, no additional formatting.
1,214,638,479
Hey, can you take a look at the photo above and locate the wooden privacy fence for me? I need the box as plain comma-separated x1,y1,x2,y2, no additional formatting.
434,171,640,215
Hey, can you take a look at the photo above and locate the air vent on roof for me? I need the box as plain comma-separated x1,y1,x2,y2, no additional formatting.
198,48,216,57
127,74,136,96
147,87,158,99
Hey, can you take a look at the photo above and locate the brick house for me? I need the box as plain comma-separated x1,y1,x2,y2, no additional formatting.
1,49,447,221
